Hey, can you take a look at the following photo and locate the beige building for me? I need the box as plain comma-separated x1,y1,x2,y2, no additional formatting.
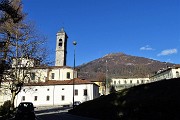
111,78,150,91
150,65,180,81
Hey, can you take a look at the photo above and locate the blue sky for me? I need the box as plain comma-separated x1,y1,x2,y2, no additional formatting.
23,0,180,66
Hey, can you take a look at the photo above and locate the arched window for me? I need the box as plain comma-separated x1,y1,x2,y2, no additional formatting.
59,39,63,46
67,72,70,79
176,71,180,78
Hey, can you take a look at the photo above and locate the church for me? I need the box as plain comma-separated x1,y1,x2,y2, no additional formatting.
0,28,100,107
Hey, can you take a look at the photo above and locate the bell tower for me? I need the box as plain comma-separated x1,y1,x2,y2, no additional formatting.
55,28,68,66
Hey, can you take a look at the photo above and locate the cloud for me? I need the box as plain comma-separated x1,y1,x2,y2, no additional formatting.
157,49,178,56
140,45,154,51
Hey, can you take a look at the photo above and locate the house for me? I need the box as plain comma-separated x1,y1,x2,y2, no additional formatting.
150,65,180,81
93,81,106,95
111,78,150,91
14,78,99,107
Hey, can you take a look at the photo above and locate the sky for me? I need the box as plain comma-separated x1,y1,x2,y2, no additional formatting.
22,0,180,66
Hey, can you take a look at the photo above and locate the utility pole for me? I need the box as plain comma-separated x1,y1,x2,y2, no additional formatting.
105,60,108,95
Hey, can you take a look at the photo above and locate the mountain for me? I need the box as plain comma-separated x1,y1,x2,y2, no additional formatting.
77,53,175,81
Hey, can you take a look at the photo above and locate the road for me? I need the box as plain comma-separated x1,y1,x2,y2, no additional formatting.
35,107,98,120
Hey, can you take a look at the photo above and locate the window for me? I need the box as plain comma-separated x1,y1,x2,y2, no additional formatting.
130,80,132,84
114,81,116,85
22,96,25,101
51,73,55,79
59,39,63,46
137,80,139,84
35,89,38,91
75,89,78,96
34,96,37,101
141,80,144,84
176,71,179,78
46,96,50,101
84,89,87,96
31,72,35,80
62,88,64,90
61,95,65,101
118,80,120,84
47,89,49,91
67,72,70,79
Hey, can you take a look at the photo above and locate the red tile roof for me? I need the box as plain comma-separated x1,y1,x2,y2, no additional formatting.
24,78,98,86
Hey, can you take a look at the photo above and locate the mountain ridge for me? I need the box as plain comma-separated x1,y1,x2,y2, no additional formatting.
77,52,175,81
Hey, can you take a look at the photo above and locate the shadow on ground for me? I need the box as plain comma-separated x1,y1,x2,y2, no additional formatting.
69,78,180,120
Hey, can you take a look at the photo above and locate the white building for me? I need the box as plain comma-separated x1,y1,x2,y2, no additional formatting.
0,28,100,106
14,78,99,107
111,78,150,91
150,65,180,81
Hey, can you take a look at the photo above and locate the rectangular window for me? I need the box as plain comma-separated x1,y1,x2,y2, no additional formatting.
141,80,144,84
75,89,78,96
34,96,37,101
130,80,132,84
67,72,70,79
61,95,65,101
137,80,139,84
22,96,25,101
51,73,55,79
84,89,87,96
46,96,50,101
31,72,35,80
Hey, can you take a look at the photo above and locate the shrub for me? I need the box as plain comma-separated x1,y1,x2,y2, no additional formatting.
0,100,11,116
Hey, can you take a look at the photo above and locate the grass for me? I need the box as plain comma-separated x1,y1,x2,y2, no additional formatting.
69,78,180,120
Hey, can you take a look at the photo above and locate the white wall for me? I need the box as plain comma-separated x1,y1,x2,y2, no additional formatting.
14,84,99,107
48,68,76,81
150,67,180,81
111,78,150,90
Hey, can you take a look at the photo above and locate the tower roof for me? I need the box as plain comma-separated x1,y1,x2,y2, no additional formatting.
58,28,65,33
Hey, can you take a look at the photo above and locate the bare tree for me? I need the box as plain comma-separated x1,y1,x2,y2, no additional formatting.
0,0,47,111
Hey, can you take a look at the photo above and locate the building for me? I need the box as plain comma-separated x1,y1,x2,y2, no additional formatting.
14,78,99,107
111,78,150,91
150,65,180,81
0,28,100,106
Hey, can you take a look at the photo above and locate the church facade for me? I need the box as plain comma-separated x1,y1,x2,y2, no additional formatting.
0,28,100,107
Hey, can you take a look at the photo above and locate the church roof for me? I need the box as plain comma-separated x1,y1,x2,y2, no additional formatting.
24,78,99,86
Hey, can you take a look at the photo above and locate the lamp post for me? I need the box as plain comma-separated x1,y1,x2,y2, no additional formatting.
73,41,77,109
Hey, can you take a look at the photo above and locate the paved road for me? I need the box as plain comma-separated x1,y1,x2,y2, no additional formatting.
35,107,98,120
36,112,98,120
7,106,98,120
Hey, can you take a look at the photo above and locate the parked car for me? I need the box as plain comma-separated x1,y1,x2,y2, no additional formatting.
74,101,81,107
15,102,36,120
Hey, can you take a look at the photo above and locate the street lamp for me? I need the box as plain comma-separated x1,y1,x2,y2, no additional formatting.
73,41,77,109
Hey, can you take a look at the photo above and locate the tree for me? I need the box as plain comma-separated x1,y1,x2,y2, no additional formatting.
109,85,116,94
0,0,47,111
0,0,23,86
